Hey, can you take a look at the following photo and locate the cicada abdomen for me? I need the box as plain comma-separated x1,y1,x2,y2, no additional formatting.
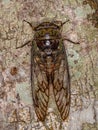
31,21,71,121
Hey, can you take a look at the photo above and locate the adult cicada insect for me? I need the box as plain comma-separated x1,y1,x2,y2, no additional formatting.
17,20,79,121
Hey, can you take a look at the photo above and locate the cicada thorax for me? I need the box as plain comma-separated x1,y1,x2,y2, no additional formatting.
32,21,70,121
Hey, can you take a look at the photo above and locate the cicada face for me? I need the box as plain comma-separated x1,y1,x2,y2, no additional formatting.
34,22,61,55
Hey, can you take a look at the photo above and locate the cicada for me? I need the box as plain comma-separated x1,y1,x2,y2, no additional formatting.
17,20,79,121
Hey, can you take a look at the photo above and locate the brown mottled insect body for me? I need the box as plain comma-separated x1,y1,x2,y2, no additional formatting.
31,21,70,121
17,20,76,121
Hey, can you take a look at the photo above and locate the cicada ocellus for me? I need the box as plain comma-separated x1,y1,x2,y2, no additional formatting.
17,20,79,121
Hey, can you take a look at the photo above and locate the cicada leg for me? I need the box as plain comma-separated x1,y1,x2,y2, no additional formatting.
64,38,80,44
16,40,32,49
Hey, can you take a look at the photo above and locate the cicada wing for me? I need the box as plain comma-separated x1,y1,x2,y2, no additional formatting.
31,46,49,121
53,48,70,120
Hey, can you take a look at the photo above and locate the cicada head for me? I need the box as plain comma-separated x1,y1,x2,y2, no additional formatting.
33,21,63,55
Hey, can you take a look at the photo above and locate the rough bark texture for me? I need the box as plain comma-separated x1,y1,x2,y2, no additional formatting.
0,0,98,130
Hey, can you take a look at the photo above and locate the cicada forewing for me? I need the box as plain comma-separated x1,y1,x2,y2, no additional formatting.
53,43,70,120
31,45,49,121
